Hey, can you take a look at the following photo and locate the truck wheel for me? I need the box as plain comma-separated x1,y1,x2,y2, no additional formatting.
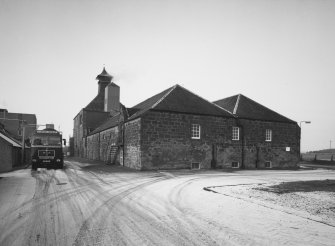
56,163,63,169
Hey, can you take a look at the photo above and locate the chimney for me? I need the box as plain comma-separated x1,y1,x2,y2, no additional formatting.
104,82,120,115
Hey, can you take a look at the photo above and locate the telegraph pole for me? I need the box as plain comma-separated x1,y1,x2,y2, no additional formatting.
21,124,26,164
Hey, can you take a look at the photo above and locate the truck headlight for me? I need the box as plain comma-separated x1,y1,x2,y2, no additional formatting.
56,159,61,162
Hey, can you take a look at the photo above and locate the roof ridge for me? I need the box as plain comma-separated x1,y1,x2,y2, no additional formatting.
150,84,178,109
238,94,296,123
177,84,234,116
233,94,241,115
213,94,239,103
213,94,240,114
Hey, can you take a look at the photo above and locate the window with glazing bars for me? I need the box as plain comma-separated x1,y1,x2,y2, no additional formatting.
191,124,201,139
232,127,239,140
265,129,272,142
232,161,239,168
265,161,272,168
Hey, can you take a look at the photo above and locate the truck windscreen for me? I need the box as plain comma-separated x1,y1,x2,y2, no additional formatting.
32,135,61,146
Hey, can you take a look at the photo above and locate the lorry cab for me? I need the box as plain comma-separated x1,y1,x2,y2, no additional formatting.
31,124,65,170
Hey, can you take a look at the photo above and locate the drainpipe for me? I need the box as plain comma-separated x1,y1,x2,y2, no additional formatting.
122,123,125,166
98,133,100,161
21,123,26,165
256,145,260,168
236,119,245,169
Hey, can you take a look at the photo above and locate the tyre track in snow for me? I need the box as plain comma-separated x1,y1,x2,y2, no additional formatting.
1,161,159,246
165,177,258,246
2,162,335,246
72,174,171,246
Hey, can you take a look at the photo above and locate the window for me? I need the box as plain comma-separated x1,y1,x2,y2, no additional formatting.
191,124,201,139
32,136,61,146
232,161,239,168
265,161,272,168
265,129,272,142
232,127,239,140
191,162,200,169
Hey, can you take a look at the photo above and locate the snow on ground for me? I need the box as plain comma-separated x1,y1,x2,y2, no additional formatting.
1,162,335,246
208,177,335,227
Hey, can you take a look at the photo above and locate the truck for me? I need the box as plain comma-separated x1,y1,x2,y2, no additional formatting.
30,124,66,170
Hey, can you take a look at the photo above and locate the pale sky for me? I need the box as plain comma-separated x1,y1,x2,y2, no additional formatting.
0,0,334,152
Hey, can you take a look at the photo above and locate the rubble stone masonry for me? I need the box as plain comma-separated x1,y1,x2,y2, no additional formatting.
73,109,109,158
239,119,300,168
84,112,300,170
100,127,119,162
124,118,141,169
140,111,241,170
87,134,99,160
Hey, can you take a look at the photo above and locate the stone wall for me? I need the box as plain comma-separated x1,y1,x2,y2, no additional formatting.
140,111,240,170
76,110,300,170
86,126,120,162
239,119,300,168
73,110,84,157
73,109,109,158
124,118,141,169
87,134,100,160
99,126,119,163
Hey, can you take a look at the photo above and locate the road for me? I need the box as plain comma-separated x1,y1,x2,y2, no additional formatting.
0,159,335,246
299,162,335,170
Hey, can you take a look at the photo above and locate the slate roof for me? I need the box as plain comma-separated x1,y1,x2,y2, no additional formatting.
126,108,140,118
88,104,128,135
85,92,104,111
88,113,121,135
128,84,234,120
214,94,296,123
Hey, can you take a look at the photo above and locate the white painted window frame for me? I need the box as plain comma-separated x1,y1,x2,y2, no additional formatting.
265,129,272,142
232,161,239,168
265,161,272,168
232,127,239,140
191,124,201,139
191,162,200,169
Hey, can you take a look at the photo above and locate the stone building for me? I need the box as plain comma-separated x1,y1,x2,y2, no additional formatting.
124,85,242,170
214,94,300,169
73,68,118,157
73,68,300,170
